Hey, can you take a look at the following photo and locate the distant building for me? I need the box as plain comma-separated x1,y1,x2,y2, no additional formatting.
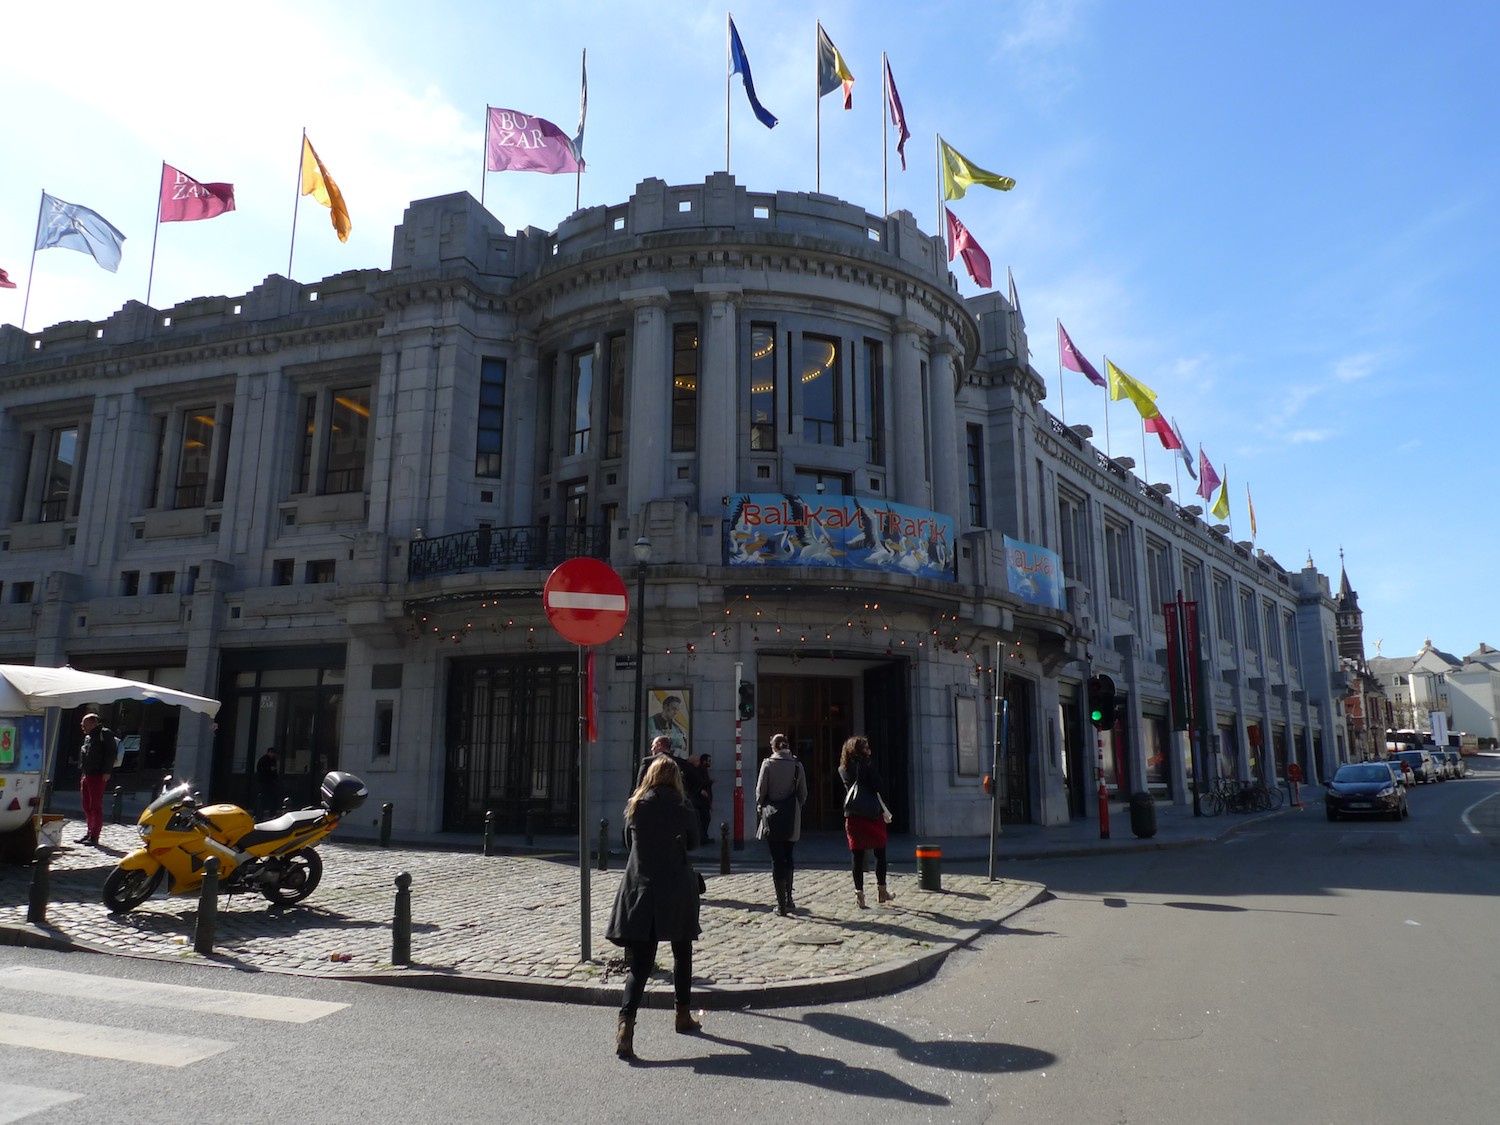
0,175,1353,837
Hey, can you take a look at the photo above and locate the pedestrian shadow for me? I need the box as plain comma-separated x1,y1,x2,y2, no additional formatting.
800,1011,1055,1074
630,1031,949,1104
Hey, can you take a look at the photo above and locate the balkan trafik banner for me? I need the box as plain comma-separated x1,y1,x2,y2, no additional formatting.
725,494,955,581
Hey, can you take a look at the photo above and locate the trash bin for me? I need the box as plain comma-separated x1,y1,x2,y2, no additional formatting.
916,844,942,891
1129,792,1157,839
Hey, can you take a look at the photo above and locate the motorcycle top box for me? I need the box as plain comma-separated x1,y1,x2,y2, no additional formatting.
321,771,368,814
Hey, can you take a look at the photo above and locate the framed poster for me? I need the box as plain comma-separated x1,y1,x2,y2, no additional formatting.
954,695,979,776
646,689,691,756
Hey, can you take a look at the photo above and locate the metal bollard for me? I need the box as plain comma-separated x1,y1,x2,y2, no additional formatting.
27,846,56,925
111,786,124,825
194,857,220,954
483,809,495,857
916,844,943,892
719,822,731,875
524,809,535,846
597,819,608,871
380,802,394,848
392,871,412,966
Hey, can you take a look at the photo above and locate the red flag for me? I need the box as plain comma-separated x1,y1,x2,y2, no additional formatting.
1148,415,1182,450
944,207,991,288
0,267,15,290
159,164,235,223
585,649,597,742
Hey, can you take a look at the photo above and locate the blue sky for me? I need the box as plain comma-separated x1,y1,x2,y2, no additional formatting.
3,0,1496,661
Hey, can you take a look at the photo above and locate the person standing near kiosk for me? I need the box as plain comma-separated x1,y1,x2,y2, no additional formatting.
78,713,117,846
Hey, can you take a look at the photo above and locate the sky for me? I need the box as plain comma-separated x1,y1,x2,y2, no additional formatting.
3,0,1497,662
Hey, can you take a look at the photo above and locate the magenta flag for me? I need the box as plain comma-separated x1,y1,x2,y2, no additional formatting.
1196,449,1222,502
885,57,910,171
945,208,991,288
486,107,583,174
159,164,235,223
0,267,15,290
1057,321,1107,388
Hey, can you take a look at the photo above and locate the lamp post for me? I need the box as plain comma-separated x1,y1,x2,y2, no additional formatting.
630,535,651,777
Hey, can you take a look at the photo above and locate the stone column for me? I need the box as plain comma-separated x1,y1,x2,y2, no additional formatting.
928,336,962,521
890,318,928,508
505,331,539,526
694,284,742,517
624,288,671,514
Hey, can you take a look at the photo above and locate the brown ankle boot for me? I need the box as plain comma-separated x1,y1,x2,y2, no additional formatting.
877,884,894,905
674,1003,702,1034
616,1013,636,1059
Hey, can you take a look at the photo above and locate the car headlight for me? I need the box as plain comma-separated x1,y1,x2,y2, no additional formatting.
1378,786,1395,798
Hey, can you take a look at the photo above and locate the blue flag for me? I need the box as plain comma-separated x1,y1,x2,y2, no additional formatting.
729,17,778,129
36,193,126,272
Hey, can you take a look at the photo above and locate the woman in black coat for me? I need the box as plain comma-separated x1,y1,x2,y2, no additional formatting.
606,756,702,1059
839,734,892,909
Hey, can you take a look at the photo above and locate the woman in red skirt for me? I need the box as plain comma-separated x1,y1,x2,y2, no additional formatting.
838,734,893,908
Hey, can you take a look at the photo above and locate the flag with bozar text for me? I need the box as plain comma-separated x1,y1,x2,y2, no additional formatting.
159,164,235,223
1058,321,1106,388
945,208,991,288
35,193,126,272
1196,449,1221,503
486,107,583,174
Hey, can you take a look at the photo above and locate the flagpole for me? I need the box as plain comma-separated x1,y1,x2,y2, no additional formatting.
289,130,305,280
881,52,889,216
1102,355,1113,457
21,190,45,333
934,134,943,244
1055,319,1067,424
147,162,164,308
815,21,822,193
1140,417,1149,482
725,14,732,173
481,106,489,206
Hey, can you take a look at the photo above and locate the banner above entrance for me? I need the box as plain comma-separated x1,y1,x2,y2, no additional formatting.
725,494,954,581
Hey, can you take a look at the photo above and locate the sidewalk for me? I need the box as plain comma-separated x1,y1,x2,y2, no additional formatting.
0,798,1287,1008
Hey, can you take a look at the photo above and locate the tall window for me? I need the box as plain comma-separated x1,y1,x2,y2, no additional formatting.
325,387,370,493
801,333,841,445
861,339,885,465
671,325,698,452
476,358,506,477
1263,601,1281,662
1182,559,1208,642
1213,573,1235,645
604,336,626,458
1057,490,1089,584
1145,538,1171,622
749,323,777,451
1239,589,1259,654
965,425,986,527
568,348,594,456
1103,519,1132,603
175,407,214,508
42,426,79,522
1283,612,1299,671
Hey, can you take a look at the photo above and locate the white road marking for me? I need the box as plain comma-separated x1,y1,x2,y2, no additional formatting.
0,967,348,1023
0,1012,232,1067
1459,789,1500,835
0,1081,82,1124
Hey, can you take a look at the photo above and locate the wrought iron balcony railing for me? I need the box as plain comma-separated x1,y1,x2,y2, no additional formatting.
407,524,608,580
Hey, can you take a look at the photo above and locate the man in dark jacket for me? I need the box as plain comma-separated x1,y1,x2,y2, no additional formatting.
78,712,116,846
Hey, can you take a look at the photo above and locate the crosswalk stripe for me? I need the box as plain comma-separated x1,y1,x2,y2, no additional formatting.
0,1081,83,1124
0,967,348,1023
0,1012,233,1067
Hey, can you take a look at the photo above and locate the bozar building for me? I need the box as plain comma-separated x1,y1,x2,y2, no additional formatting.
0,174,1351,839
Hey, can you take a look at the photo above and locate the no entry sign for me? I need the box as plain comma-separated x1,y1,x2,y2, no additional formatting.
542,558,629,646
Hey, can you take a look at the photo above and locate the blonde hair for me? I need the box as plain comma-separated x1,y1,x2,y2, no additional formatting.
626,755,684,818
840,735,870,772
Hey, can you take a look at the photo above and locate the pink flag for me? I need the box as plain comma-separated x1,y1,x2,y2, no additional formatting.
1196,449,1221,502
945,208,991,288
159,164,235,223
885,57,910,171
486,107,583,174
0,267,15,290
1057,321,1107,388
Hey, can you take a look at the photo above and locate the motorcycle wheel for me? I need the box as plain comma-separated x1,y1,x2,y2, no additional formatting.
261,848,323,905
103,866,164,913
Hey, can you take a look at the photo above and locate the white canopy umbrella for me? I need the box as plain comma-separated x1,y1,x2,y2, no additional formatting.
0,665,220,718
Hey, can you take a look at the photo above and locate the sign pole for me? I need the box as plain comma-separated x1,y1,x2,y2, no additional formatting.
733,661,744,850
576,645,590,963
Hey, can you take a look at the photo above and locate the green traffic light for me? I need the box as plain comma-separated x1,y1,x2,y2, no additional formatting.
1090,709,1104,723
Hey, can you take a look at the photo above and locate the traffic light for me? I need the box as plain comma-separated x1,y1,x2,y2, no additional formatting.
1087,674,1117,730
737,681,756,720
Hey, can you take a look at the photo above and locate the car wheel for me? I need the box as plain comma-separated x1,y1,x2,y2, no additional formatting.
1326,806,1338,822
1401,801,1410,819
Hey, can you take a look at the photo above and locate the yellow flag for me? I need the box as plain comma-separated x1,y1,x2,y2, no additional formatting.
1247,484,1257,539
939,138,1015,200
1105,358,1160,417
1212,471,1231,521
300,135,351,243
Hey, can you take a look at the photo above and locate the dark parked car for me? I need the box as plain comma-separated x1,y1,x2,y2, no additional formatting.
1394,749,1437,785
1326,762,1409,821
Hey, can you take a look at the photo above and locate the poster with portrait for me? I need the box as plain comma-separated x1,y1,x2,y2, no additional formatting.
646,689,691,756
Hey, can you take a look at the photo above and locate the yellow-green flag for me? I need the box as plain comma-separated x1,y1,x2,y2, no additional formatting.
939,137,1015,200
1211,470,1231,521
1105,358,1159,416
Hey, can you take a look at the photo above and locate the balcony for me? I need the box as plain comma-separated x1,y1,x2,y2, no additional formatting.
407,524,608,580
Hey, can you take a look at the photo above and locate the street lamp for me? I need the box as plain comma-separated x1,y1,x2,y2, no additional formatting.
630,535,651,777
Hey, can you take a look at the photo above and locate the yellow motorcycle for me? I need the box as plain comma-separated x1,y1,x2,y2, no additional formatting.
102,771,368,913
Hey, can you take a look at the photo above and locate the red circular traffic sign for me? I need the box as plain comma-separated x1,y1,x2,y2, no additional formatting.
542,558,629,646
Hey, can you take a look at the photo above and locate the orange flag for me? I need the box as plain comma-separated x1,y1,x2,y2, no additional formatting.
300,135,351,242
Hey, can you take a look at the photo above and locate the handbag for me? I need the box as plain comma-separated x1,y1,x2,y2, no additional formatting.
878,794,893,824
843,779,883,820
757,793,798,841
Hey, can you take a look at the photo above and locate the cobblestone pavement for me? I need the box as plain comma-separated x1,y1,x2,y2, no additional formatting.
0,822,1044,1008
